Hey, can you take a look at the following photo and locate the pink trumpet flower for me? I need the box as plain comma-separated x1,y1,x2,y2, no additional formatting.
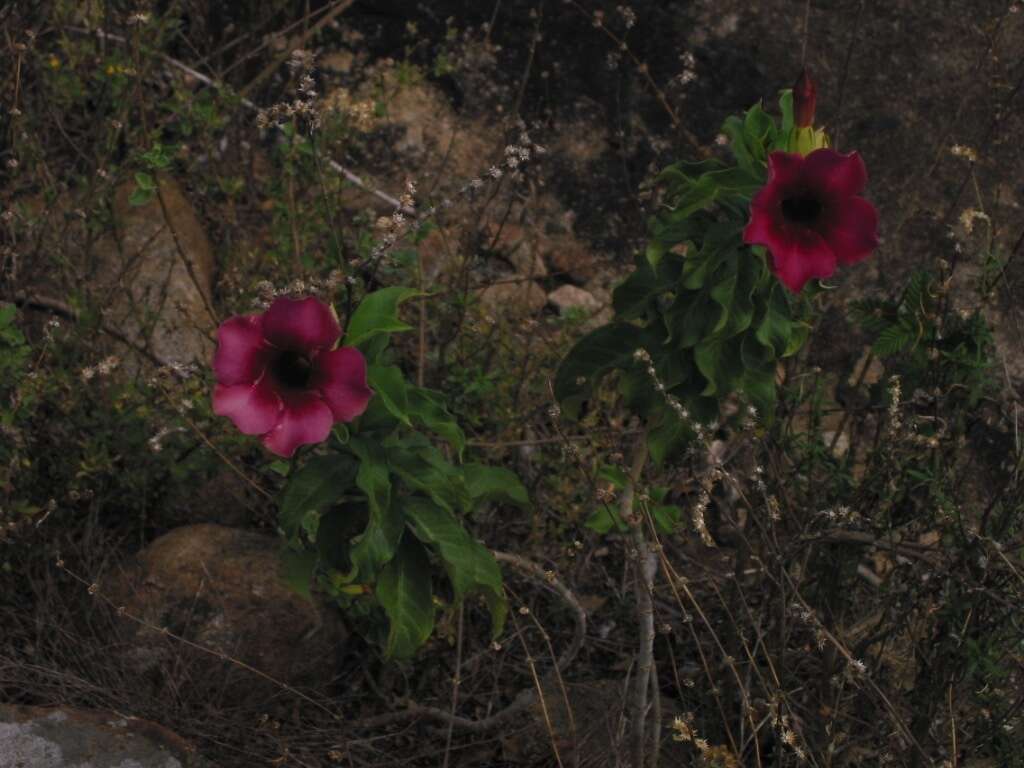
212,296,373,457
743,149,879,293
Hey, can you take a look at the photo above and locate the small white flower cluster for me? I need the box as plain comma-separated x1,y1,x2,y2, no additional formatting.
691,477,717,548
675,51,698,88
256,50,321,131
742,403,758,431
365,126,545,266
958,207,990,235
753,463,766,493
887,374,902,437
949,144,978,162
148,425,185,453
790,602,826,650
818,504,859,524
670,713,701,746
503,144,531,170
399,179,417,213
149,361,199,385
768,699,807,762
251,272,347,310
80,355,120,382
617,5,637,29
43,317,61,342
632,348,714,444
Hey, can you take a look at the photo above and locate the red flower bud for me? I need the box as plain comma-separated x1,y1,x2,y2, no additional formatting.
793,68,817,128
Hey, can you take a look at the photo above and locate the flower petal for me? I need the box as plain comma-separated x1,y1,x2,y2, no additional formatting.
743,203,783,248
213,377,282,435
213,315,269,385
803,149,868,200
261,391,334,457
310,347,374,422
262,296,341,353
822,197,880,265
768,228,837,293
765,152,805,189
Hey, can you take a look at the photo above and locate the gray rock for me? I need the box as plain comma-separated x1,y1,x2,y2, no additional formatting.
0,704,201,768
477,281,548,319
91,177,216,371
547,284,602,315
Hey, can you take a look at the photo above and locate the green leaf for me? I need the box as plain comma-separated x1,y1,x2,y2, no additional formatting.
585,505,628,534
367,365,411,426
404,497,506,638
740,330,776,375
315,503,368,572
348,438,404,580
280,548,318,602
134,171,156,190
669,173,720,219
721,256,760,337
554,322,645,419
279,455,358,542
618,367,656,415
141,143,172,170
743,102,775,150
406,387,465,455
741,366,777,424
463,464,529,509
657,158,726,186
389,441,471,515
597,464,630,489
723,115,754,171
681,222,738,291
647,211,705,269
705,166,763,194
784,321,811,357
647,403,689,464
755,282,794,357
873,323,914,356
709,257,739,335
651,504,682,534
128,173,155,207
695,335,744,396
665,290,715,348
613,261,661,319
376,535,436,658
344,286,422,350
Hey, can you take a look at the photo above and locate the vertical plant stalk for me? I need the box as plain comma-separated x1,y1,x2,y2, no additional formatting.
622,431,655,767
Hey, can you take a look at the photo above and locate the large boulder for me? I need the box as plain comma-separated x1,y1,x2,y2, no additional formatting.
104,524,346,697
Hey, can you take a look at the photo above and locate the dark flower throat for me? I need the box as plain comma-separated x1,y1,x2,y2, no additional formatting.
274,350,313,389
781,194,823,224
